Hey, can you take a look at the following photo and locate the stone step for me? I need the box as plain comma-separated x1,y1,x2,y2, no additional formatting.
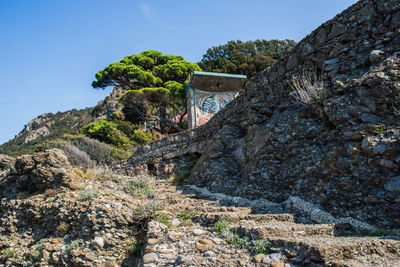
199,212,294,225
232,221,335,238
270,236,400,264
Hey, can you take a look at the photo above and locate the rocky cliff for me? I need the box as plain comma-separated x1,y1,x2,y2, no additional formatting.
0,108,95,156
121,0,400,229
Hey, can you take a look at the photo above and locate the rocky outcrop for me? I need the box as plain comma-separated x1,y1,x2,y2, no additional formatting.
0,108,95,156
0,149,76,199
122,0,400,228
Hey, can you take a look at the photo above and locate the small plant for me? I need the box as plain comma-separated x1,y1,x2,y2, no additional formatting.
131,129,151,144
155,213,173,228
32,238,46,259
214,219,229,233
47,192,66,203
95,167,125,183
128,239,142,256
291,67,325,105
1,248,15,258
213,220,271,255
79,188,99,201
375,126,386,135
58,222,69,235
133,200,166,220
251,239,272,254
169,168,191,185
125,177,155,197
65,239,83,255
177,208,198,221
32,250,40,259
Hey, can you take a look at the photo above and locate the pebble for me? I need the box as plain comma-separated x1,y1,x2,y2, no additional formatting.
193,229,205,236
91,236,104,248
254,254,265,263
142,253,158,264
204,250,216,257
171,219,180,226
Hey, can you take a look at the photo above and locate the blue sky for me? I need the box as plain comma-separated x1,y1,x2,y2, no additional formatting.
0,0,357,145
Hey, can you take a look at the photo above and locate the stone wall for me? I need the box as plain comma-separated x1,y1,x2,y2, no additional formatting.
120,0,400,228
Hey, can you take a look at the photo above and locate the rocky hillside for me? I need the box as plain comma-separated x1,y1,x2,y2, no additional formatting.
0,108,95,156
120,0,400,230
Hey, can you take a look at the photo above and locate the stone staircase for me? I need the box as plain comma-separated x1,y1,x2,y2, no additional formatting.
138,182,400,267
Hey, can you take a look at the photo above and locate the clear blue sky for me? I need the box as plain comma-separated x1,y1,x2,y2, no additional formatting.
0,0,357,145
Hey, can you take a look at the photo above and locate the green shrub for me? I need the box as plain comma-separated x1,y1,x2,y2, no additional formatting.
58,222,69,235
128,239,141,256
131,129,151,144
65,239,83,255
133,200,166,220
79,188,99,201
1,248,15,258
83,120,130,148
213,220,271,255
155,213,172,228
94,167,125,183
214,219,229,233
66,135,116,165
125,177,155,197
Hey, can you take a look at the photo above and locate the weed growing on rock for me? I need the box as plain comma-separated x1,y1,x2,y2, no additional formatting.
47,192,66,203
213,219,271,255
128,239,142,256
79,188,99,201
168,168,191,185
58,222,69,236
95,167,125,183
374,126,386,135
214,219,229,233
133,200,166,220
1,248,15,258
155,213,173,228
177,208,198,226
32,239,46,260
291,67,325,105
65,239,83,255
125,177,155,197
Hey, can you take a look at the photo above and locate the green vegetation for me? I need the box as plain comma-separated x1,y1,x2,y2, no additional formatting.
32,239,46,259
0,108,94,157
1,248,15,258
58,222,69,236
83,120,131,148
79,188,99,201
128,239,142,256
125,177,155,197
93,50,201,133
65,239,83,255
168,168,191,185
46,192,66,203
133,200,166,220
213,219,271,255
155,213,173,228
198,39,296,79
131,129,151,144
375,126,386,135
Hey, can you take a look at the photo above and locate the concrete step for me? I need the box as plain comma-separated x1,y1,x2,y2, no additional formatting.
232,221,335,238
199,212,294,225
270,235,400,264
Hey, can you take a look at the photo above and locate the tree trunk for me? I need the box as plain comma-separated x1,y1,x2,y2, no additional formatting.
159,104,167,134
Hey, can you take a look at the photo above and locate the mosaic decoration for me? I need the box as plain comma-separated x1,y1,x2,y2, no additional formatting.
191,89,238,127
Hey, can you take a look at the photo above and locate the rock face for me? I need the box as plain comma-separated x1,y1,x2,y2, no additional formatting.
121,0,400,228
0,149,75,198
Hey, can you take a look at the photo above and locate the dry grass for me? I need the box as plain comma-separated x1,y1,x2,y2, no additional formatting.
291,68,325,105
